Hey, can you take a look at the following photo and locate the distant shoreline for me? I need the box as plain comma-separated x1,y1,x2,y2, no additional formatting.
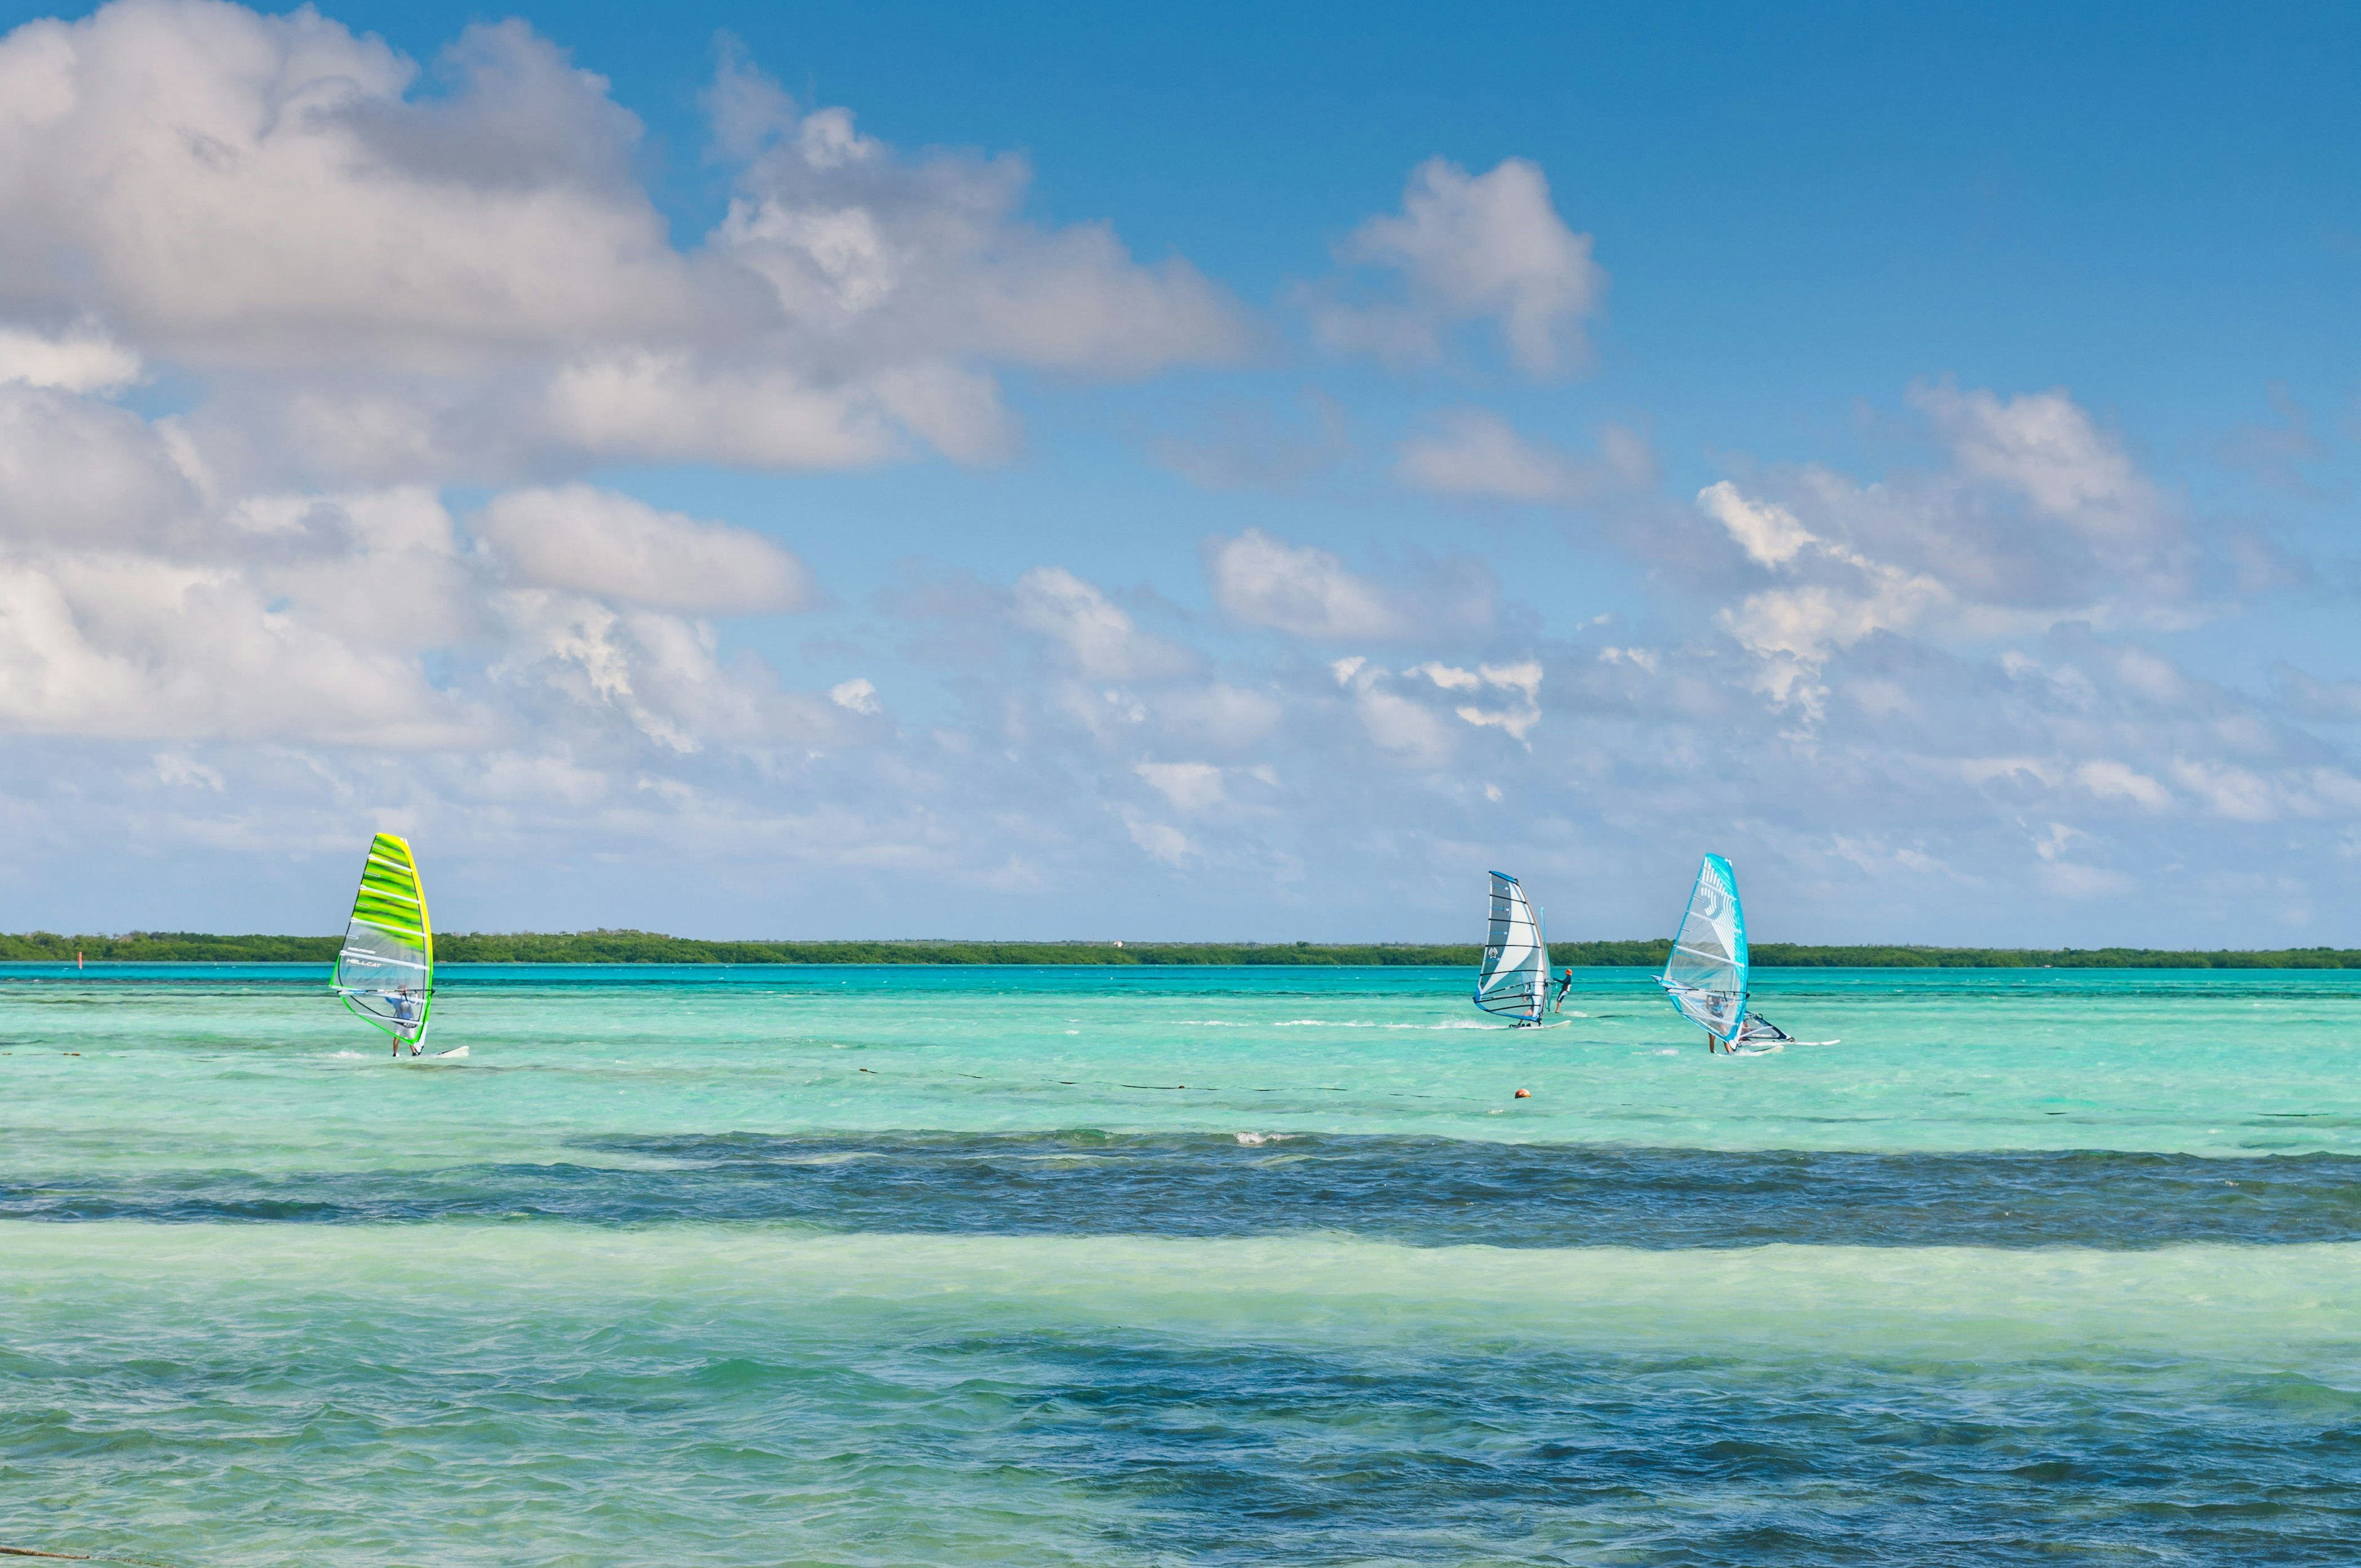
6,931,2361,968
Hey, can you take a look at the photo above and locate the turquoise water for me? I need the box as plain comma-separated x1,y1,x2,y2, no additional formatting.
6,965,2361,1563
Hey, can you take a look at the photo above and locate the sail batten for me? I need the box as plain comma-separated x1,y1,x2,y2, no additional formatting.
332,831,434,1051
1474,871,1552,1024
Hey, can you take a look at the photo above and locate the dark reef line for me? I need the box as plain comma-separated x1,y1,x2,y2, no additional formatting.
9,1134,2361,1248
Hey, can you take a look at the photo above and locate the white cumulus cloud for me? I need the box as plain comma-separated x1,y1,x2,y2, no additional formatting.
1698,481,1817,568
0,322,142,393
829,678,881,715
478,485,818,616
1204,529,1410,640
1311,157,1605,376
1203,528,1490,643
1912,383,2156,536
1412,659,1544,741
0,1,1250,483
1136,761,1226,814
1011,566,1195,681
1396,409,1653,506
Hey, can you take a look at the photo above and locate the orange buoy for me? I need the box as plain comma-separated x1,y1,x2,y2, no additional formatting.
1513,1088,1531,1099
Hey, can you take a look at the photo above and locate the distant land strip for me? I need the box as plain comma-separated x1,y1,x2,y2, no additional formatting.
6,930,2361,968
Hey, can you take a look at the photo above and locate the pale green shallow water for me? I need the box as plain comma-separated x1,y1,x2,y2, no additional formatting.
5,965,2361,1564
8,965,2361,1167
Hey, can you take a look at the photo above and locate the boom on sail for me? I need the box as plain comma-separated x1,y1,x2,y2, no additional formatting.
1657,854,1795,1053
1474,871,1554,1026
331,832,435,1057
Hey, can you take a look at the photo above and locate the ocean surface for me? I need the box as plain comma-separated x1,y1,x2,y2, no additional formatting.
4,964,2360,1565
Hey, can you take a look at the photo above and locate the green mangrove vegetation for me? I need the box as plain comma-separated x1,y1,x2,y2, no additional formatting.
4,929,2361,967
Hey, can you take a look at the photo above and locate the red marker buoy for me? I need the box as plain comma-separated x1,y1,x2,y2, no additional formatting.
1514,1088,1531,1099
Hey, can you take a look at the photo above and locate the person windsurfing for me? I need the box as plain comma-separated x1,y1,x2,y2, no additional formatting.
389,987,419,1056
1550,967,1573,1013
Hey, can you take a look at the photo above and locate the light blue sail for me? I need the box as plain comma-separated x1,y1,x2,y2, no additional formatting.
1660,855,1746,1044
1659,855,1797,1051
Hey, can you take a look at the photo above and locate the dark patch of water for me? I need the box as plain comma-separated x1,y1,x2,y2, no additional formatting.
7,1326,2358,1566
9,1133,2361,1247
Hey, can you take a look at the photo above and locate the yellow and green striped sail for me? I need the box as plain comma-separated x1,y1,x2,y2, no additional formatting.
332,833,433,1047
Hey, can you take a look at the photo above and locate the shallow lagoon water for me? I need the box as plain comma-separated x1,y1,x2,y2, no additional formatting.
5,964,2361,1564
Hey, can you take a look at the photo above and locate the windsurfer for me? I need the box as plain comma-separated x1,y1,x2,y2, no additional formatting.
1550,967,1573,1013
1474,871,1555,1026
390,988,419,1056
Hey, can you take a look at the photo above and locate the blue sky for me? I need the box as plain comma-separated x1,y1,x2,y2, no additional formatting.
0,0,2357,943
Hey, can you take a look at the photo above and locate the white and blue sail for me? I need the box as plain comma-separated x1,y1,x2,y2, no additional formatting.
1474,871,1551,1024
1658,854,1793,1051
